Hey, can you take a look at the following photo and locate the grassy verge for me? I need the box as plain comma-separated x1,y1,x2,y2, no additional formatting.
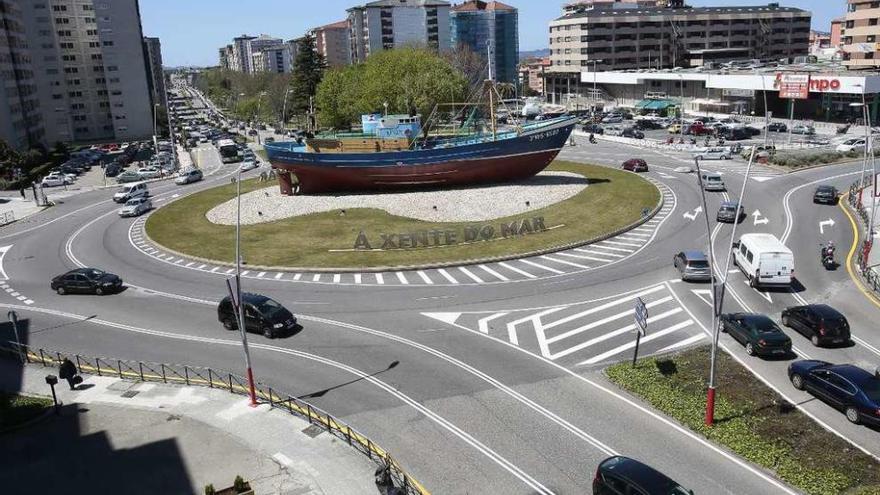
606,347,880,495
145,160,659,268
0,393,52,429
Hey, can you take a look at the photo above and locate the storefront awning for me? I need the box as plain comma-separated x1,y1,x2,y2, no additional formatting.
635,99,677,110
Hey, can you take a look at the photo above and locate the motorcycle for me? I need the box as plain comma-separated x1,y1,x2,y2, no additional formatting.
820,242,836,269
589,133,597,144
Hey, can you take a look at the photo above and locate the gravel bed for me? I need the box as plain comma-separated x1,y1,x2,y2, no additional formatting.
207,171,589,225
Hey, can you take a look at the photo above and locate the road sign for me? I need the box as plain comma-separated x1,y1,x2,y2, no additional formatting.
634,297,648,336
778,74,809,100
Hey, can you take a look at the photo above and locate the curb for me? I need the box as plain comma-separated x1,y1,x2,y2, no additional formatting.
0,395,58,434
140,178,665,274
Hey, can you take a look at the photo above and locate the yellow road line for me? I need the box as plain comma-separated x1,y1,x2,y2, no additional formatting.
839,192,880,309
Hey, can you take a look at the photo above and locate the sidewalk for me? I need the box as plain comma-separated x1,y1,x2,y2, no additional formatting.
0,359,376,495
0,195,46,225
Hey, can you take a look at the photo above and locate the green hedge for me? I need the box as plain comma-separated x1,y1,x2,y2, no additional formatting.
606,347,880,495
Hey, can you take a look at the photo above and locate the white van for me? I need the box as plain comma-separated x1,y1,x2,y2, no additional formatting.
700,171,725,191
113,182,148,203
732,233,794,288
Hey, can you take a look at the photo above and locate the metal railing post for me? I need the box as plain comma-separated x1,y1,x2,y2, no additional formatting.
207,368,214,388
346,426,352,445
39,349,46,366
74,354,81,372
228,373,233,392
117,360,123,378
139,362,144,381
267,387,273,407
161,363,167,383
184,366,190,386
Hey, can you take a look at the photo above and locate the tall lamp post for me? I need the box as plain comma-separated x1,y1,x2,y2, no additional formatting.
280,87,292,131
231,164,258,407
255,91,267,145
587,59,604,118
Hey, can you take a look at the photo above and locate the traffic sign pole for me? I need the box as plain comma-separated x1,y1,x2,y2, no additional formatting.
632,297,648,367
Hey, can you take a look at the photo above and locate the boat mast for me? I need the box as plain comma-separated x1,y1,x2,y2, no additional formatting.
487,41,497,141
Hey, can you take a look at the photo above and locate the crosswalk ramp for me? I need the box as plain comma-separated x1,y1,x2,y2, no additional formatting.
128,181,673,286
424,284,704,367
698,161,785,183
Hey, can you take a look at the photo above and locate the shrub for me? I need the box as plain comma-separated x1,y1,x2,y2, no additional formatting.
204,485,215,495
233,475,248,493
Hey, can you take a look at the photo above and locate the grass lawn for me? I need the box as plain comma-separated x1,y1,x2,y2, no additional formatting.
0,393,52,430
145,160,659,268
606,347,880,495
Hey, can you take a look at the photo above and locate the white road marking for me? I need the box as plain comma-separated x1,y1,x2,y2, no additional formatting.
10,292,19,297
354,274,362,284
568,250,619,261
393,271,407,284
293,273,302,281
198,264,207,270
23,299,33,305
333,274,341,283
375,273,384,284
240,270,250,276
312,274,321,282
274,272,283,280
437,269,458,284
591,244,632,253
458,266,484,283
416,270,434,284
579,320,694,365
551,308,683,361
257,271,266,278
602,240,642,248
657,334,706,353
15,296,25,301
273,452,293,467
498,262,536,278
541,255,588,270
478,264,509,282
543,286,667,332
478,312,509,334
184,262,194,268
210,267,219,273
615,236,646,243
519,259,564,274
175,259,184,265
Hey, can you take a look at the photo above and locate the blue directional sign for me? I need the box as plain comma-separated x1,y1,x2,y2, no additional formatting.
634,297,648,336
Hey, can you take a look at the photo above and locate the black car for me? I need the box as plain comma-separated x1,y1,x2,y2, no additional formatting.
719,127,750,141
217,293,297,339
767,122,787,132
50,268,123,295
721,313,792,357
104,163,122,177
813,185,839,205
621,127,645,139
582,123,604,134
744,126,761,136
634,119,664,130
781,304,851,346
593,456,692,495
789,360,880,425
716,201,745,223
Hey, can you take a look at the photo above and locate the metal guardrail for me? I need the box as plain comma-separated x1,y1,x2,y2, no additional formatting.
847,179,878,286
2,342,429,495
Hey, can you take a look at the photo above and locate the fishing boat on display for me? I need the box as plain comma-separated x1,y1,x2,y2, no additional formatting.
264,79,578,195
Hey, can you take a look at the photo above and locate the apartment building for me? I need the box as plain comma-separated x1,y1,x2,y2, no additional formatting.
0,0,45,150
450,0,519,84
143,36,165,109
518,57,550,95
841,0,880,69
312,20,350,68
252,45,291,73
546,1,811,101
348,0,452,64
219,44,232,70
231,34,255,73
244,34,283,74
18,0,153,144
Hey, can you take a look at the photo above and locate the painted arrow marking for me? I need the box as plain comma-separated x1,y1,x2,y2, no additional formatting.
819,218,835,235
683,206,703,221
752,210,769,226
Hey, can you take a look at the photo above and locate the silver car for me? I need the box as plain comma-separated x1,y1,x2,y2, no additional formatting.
118,197,152,217
673,250,712,282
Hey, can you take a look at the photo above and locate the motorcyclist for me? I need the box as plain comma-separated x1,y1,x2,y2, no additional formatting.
821,241,836,265
589,133,597,144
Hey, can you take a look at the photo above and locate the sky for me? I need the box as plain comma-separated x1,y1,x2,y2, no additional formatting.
140,0,837,67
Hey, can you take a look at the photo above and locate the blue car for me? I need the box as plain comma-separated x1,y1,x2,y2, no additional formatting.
788,360,880,426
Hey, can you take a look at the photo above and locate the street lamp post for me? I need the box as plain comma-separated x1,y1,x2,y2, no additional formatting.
152,103,160,155
588,60,603,118
280,88,292,131
232,165,258,407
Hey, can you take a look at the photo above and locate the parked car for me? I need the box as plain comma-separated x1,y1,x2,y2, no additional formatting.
41,174,71,188
118,197,152,217
634,119,664,130
716,201,745,223
673,250,712,282
217,293,297,339
721,313,792,357
50,268,123,295
718,127,751,141
693,147,731,160
813,185,839,204
593,456,693,495
791,124,816,135
240,160,259,171
113,182,148,203
136,167,161,179
767,122,787,132
104,163,123,177
264,136,275,143
601,114,624,124
836,138,867,153
621,127,645,139
603,125,623,136
247,129,258,136
175,168,203,185
684,121,714,136
741,145,776,160
622,158,648,172
788,360,880,425
781,304,851,346
116,170,143,184
667,123,684,134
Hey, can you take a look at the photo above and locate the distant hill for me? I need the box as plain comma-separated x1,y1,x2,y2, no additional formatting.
519,48,549,60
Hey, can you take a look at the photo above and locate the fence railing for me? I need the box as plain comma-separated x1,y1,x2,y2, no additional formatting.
2,342,429,495
0,211,15,226
847,178,878,288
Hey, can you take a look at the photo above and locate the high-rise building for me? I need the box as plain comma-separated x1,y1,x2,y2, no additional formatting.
219,46,229,70
0,0,45,150
841,0,880,69
19,0,154,144
347,0,452,64
143,37,166,110
244,34,283,73
231,34,255,73
450,1,519,84
252,45,291,73
286,38,302,69
831,17,844,48
312,20,350,68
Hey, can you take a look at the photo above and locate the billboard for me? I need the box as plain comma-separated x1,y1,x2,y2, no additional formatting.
778,74,810,99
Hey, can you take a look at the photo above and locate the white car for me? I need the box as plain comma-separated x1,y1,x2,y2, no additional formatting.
692,147,731,160
41,175,71,187
674,166,694,173
118,197,152,217
836,138,866,153
240,160,259,171
137,167,162,179
175,168,203,185
604,125,624,136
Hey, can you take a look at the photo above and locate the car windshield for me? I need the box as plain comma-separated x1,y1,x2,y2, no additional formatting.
257,298,284,316
81,269,105,280
125,199,141,206
749,318,779,333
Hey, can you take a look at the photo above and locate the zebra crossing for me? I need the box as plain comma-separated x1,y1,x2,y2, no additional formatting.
697,160,785,183
126,181,674,286
423,284,704,367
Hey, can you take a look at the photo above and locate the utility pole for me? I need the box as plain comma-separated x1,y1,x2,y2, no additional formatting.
231,165,257,408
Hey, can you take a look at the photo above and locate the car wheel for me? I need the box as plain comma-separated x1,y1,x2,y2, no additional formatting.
749,275,757,288
781,315,789,326
223,319,236,330
846,406,861,424
745,342,755,356
95,287,104,296
263,326,274,339
56,286,66,295
791,373,804,390
811,334,820,346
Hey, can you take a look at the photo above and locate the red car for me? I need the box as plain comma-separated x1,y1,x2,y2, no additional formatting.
685,122,714,136
622,158,648,172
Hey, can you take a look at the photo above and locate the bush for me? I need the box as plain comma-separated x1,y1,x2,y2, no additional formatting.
233,475,248,493
204,484,215,495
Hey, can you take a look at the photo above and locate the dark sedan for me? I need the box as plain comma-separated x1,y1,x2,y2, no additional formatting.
50,268,123,295
622,158,649,172
721,313,792,357
789,360,880,425
813,185,839,205
781,304,851,346
716,201,745,223
593,456,693,495
766,122,787,132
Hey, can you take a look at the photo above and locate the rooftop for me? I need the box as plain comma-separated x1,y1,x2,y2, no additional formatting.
316,19,350,30
557,3,809,20
358,0,450,7
451,0,517,12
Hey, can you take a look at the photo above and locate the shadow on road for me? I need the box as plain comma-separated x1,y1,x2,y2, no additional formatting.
298,360,399,400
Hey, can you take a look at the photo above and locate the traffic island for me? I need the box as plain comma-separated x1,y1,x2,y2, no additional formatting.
0,392,52,431
606,347,880,495
144,160,660,270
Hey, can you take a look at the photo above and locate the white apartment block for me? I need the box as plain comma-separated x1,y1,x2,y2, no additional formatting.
348,0,451,64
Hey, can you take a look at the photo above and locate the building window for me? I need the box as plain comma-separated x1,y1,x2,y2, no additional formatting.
869,35,877,42
52,5,67,11
34,3,47,9
62,54,76,61
872,18,879,26
106,65,117,71
867,52,876,59
846,20,855,28
102,40,113,46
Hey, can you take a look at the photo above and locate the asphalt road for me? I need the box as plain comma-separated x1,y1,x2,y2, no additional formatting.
6,87,880,494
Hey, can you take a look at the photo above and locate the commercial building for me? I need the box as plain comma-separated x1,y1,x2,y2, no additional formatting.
450,0,519,84
546,1,811,104
0,0,45,151
347,0,452,64
143,37,166,110
252,45,291,74
312,20,350,68
841,0,880,69
17,0,154,145
518,57,550,95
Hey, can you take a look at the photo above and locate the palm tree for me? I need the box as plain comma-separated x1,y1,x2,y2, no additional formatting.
495,82,517,100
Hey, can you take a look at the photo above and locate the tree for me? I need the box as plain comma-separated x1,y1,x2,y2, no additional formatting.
443,43,487,93
316,65,365,129
290,35,326,116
